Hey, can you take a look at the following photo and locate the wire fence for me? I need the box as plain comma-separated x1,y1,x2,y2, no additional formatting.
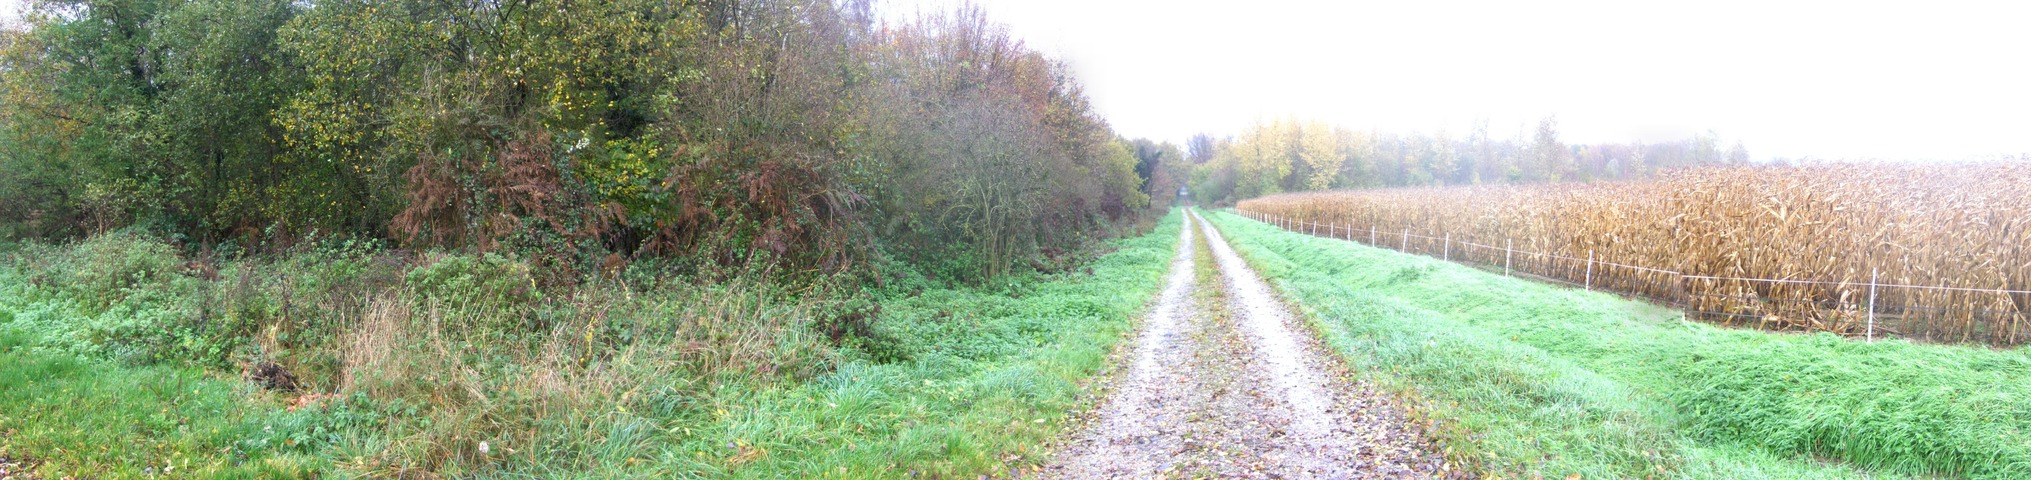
1237,209,2031,346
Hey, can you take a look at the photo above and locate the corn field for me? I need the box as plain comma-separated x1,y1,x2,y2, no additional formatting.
1239,164,2031,346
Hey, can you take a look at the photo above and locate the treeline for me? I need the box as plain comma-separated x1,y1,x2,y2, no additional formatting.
1189,116,1749,205
0,0,1180,280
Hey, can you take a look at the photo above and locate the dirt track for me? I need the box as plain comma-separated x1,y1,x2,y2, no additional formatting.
1042,210,1444,479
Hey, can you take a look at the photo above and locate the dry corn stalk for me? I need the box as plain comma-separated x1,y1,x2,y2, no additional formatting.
1240,163,2031,346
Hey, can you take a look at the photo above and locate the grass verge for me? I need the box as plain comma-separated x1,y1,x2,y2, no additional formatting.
0,211,1185,478
0,327,324,478
1200,208,2029,480
679,210,1183,477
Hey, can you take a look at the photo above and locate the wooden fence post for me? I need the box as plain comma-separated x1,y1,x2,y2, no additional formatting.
1868,268,1879,342
1586,249,1595,291
1444,233,1451,261
1504,239,1513,276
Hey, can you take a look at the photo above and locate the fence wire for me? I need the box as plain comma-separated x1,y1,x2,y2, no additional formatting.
1238,210,2031,346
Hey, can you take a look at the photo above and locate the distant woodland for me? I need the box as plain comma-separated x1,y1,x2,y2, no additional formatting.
1188,117,1750,206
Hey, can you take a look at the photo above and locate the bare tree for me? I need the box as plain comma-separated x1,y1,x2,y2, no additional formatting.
1188,133,1217,164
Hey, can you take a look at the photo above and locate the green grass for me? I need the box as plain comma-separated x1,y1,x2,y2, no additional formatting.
670,210,1183,477
0,327,330,478
0,211,1185,478
1200,208,2030,480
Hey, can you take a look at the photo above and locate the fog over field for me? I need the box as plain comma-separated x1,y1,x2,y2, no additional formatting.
888,0,2031,161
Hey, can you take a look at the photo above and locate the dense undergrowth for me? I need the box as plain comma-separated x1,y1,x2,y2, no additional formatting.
1201,209,2030,479
0,211,1182,478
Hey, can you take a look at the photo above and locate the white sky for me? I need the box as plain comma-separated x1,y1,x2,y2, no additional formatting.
883,0,2031,161
0,0,21,27
4,1,2025,160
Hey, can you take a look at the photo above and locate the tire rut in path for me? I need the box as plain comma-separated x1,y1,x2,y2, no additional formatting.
1042,210,1444,479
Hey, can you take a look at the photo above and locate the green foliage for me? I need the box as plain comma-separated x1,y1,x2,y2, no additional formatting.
1203,209,2028,479
0,232,224,365
1099,140,1152,212
62,230,184,309
405,253,540,314
1128,138,1188,208
0,0,312,237
1,0,1164,283
0,231,410,383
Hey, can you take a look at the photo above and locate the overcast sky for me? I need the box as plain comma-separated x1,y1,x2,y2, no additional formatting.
884,0,2031,161
0,0,20,27
6,1,2026,160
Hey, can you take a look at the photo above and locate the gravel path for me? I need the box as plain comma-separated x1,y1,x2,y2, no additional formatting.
1042,210,1445,479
